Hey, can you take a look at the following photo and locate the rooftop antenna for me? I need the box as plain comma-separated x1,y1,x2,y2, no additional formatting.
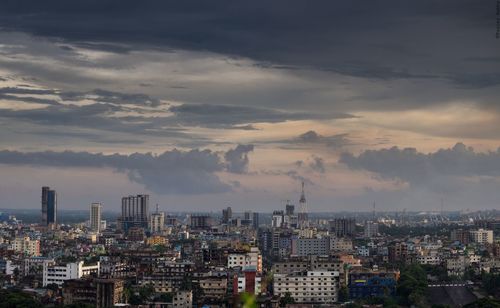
156,203,159,213
372,201,376,221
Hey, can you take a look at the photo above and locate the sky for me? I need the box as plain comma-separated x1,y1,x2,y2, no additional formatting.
0,0,500,213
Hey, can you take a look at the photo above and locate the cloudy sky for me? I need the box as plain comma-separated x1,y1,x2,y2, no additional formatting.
0,0,499,212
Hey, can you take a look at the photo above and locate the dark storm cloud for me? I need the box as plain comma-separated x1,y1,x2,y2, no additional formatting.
0,146,253,194
0,0,496,89
224,144,254,174
340,143,500,186
0,86,353,143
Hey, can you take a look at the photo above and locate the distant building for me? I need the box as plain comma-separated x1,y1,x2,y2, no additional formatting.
298,182,308,227
150,205,165,234
329,218,355,237
272,210,285,228
469,229,493,244
292,237,331,256
13,236,40,257
41,186,57,226
119,195,149,232
222,207,232,224
253,212,260,229
190,214,213,230
451,229,470,244
90,203,102,233
364,221,379,238
286,202,295,216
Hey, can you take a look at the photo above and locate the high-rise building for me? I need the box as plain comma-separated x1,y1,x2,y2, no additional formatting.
41,186,57,226
244,211,252,221
364,221,379,238
252,212,260,229
190,214,213,230
150,204,165,234
298,182,308,227
285,202,295,216
329,218,356,237
222,207,232,224
119,195,149,232
90,203,102,233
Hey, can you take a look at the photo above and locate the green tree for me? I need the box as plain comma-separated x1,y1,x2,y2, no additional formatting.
338,286,349,302
0,290,43,308
397,264,428,307
463,298,500,308
139,283,155,301
279,292,295,307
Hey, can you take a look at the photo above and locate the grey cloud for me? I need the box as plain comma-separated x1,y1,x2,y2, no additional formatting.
309,156,326,173
60,89,161,107
0,0,496,90
340,143,500,187
224,144,254,173
276,130,350,149
260,169,314,186
0,146,251,194
169,104,353,128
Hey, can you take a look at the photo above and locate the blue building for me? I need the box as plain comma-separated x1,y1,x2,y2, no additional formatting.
348,269,398,299
41,186,57,226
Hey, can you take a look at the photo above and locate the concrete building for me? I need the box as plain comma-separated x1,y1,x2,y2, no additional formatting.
233,269,262,295
90,203,102,233
63,278,96,306
199,277,227,302
190,214,213,230
43,261,100,286
292,237,331,256
274,270,339,305
227,247,263,273
13,236,40,257
364,221,379,238
150,205,165,234
329,218,355,237
469,229,493,244
119,194,149,232
451,229,470,244
173,290,193,307
96,278,124,308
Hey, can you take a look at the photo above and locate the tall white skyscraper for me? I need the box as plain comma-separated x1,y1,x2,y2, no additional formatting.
90,203,102,233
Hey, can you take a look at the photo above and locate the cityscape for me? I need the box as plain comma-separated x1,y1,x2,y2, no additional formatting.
1,1,500,307
0,184,499,307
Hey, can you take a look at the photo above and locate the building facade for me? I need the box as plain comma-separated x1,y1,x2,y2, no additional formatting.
41,186,57,226
90,203,102,233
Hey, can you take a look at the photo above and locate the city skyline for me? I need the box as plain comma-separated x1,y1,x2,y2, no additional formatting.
1,1,500,212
